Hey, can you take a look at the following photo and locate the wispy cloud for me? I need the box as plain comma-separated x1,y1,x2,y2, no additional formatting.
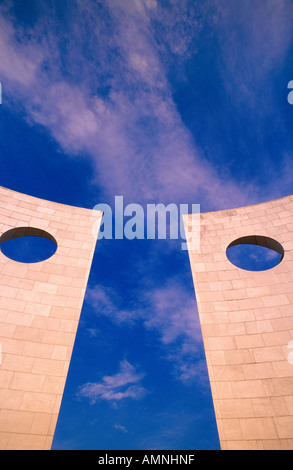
77,359,147,405
142,277,208,384
85,285,138,325
1,1,291,208
210,0,293,199
143,280,200,346
214,0,293,103
0,7,45,87
139,407,204,450
86,273,206,385
0,0,254,208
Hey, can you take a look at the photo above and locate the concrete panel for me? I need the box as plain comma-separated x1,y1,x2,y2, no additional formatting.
183,195,293,450
0,186,102,449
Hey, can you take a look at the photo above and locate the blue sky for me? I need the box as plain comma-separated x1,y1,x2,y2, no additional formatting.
0,0,293,450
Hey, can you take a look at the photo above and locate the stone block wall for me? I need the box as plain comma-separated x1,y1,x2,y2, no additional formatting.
183,195,293,450
0,186,102,449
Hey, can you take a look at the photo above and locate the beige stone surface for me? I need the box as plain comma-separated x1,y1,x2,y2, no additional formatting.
183,195,293,450
0,186,102,449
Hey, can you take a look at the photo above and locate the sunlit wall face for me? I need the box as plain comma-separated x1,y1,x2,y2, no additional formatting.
184,195,293,450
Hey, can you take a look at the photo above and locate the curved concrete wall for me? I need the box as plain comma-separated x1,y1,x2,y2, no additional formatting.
0,186,102,449
183,195,293,450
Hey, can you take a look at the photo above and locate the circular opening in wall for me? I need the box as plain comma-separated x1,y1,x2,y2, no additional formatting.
0,227,57,263
226,235,284,272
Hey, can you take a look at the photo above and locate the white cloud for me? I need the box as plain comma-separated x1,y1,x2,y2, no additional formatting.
85,285,138,324
214,0,293,109
77,359,147,405
143,278,201,346
0,13,44,87
86,275,205,384
0,1,253,208
142,277,207,384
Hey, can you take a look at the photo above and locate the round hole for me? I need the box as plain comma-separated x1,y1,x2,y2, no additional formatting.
226,235,284,271
0,227,57,263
